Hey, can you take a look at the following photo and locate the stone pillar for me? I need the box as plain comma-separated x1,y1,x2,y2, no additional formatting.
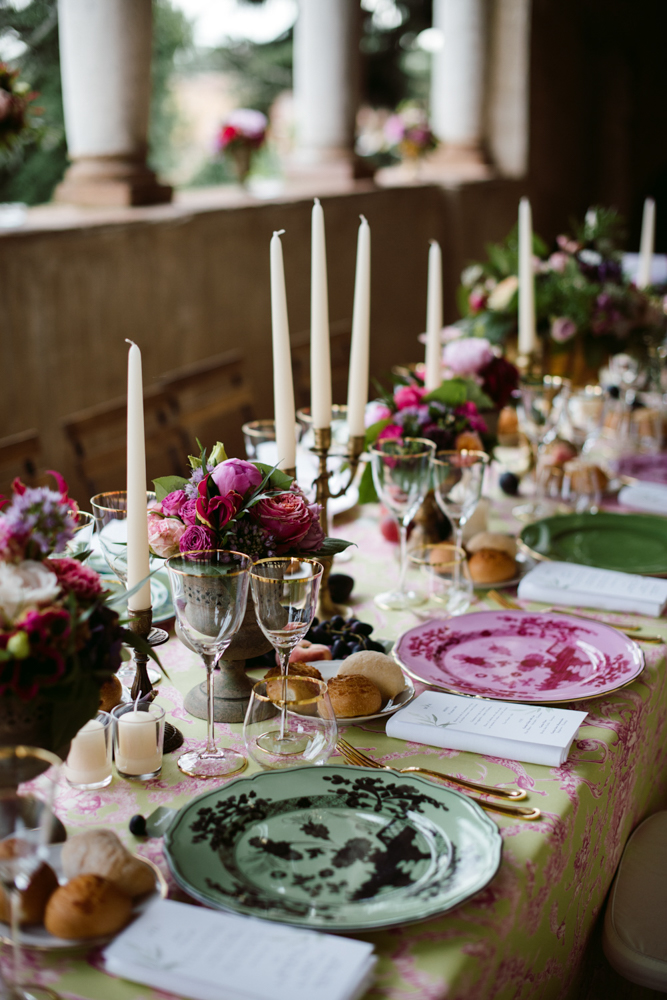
292,0,358,169
55,0,172,207
431,0,487,163
486,0,531,178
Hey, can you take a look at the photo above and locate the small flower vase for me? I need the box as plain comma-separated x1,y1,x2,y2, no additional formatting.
229,144,253,187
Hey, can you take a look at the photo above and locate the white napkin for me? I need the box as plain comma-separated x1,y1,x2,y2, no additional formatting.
517,560,667,617
104,899,376,1000
386,691,587,767
618,481,667,515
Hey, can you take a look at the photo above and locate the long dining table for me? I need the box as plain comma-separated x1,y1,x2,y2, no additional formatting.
15,498,667,1000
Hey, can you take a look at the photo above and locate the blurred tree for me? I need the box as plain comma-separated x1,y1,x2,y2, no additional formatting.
191,30,292,118
149,0,192,177
360,0,433,109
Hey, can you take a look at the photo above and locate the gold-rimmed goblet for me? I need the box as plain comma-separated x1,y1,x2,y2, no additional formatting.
249,557,323,756
369,437,436,610
166,549,252,777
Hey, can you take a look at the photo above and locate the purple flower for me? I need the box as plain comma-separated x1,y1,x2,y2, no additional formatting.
178,525,217,553
161,490,188,517
550,316,578,343
180,498,198,526
210,458,263,498
0,487,75,561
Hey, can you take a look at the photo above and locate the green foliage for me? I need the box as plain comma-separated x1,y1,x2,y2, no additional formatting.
193,31,292,117
358,461,379,504
148,0,192,177
153,475,189,501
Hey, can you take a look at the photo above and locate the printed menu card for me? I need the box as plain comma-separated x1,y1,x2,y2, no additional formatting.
104,899,376,1000
517,560,667,616
386,690,587,766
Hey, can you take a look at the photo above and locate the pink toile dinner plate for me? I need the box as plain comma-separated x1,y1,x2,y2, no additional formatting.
394,610,644,704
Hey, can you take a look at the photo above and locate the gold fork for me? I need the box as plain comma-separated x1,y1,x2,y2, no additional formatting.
488,590,663,643
336,739,541,821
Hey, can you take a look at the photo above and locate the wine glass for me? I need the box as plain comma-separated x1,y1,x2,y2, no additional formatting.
431,450,489,552
166,550,251,778
249,557,323,755
408,543,473,618
91,491,163,686
244,677,336,769
369,437,436,610
0,747,61,1000
514,376,571,521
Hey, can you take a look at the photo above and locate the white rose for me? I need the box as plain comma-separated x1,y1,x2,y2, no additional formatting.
487,275,519,311
0,560,61,625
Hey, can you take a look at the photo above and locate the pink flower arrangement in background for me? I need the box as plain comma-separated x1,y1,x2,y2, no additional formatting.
217,108,267,152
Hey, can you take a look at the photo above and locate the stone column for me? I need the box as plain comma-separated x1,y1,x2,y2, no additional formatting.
431,0,487,163
55,0,172,207
292,0,359,169
486,0,531,178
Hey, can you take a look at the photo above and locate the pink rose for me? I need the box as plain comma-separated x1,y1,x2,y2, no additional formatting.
44,557,103,601
443,338,494,376
161,490,188,517
468,290,487,313
180,498,198,525
551,316,577,343
365,401,392,427
298,507,326,552
394,385,426,410
252,493,317,553
210,459,262,498
179,524,217,553
377,424,403,442
147,512,186,558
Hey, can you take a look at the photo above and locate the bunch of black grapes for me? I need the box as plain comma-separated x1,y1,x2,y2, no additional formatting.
305,616,385,659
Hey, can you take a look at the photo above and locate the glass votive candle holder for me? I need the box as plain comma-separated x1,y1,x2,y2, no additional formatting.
409,543,473,617
64,711,113,789
244,677,337,770
112,702,165,780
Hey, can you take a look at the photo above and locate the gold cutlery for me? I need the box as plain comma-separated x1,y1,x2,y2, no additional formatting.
488,590,664,643
336,738,541,821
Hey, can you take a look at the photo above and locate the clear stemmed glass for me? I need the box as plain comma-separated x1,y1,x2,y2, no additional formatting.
244,677,336,769
514,375,571,521
249,557,323,756
431,450,489,552
408,543,473,618
369,437,436,610
0,747,61,1000
166,550,252,778
91,491,163,686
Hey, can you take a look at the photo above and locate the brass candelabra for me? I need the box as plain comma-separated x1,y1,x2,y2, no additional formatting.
311,427,365,618
128,607,183,753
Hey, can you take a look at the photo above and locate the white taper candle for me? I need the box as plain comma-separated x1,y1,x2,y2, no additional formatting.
518,197,538,355
637,197,656,290
346,215,371,438
425,240,443,391
125,340,151,611
310,198,332,429
270,230,297,470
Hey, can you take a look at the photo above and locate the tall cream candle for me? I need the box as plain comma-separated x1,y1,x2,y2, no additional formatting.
116,711,162,776
270,230,297,470
424,240,443,391
125,340,151,611
346,215,371,438
637,197,656,289
310,198,332,429
518,197,538,355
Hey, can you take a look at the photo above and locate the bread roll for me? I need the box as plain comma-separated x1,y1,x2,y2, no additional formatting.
466,532,517,558
337,651,406,702
467,549,517,584
327,675,382,717
44,874,132,940
265,675,322,704
0,856,58,926
265,662,323,681
99,675,123,712
563,459,608,493
497,407,519,437
61,829,155,898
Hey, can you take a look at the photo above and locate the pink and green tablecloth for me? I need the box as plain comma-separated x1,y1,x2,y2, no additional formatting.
15,504,667,1000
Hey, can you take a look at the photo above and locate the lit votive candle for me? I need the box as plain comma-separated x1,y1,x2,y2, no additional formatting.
64,712,113,789
113,703,165,780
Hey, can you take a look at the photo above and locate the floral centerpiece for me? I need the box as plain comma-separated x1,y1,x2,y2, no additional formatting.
217,108,268,186
451,207,667,375
147,443,349,561
0,61,43,165
384,103,438,164
0,474,150,756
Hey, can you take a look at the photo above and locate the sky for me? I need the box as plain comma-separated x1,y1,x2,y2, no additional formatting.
170,0,298,47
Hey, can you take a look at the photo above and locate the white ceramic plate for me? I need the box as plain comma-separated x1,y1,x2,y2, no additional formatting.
0,845,166,951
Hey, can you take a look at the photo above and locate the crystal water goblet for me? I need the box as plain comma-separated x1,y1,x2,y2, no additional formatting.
514,376,571,520
0,747,61,1000
408,543,473,617
431,450,489,552
166,550,251,777
249,557,323,755
244,677,336,769
369,437,436,610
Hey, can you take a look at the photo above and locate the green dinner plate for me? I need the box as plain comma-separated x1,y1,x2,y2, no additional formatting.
520,511,667,575
163,765,502,932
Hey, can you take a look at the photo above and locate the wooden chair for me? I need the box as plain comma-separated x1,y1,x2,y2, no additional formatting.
158,350,255,461
291,320,352,412
62,387,184,500
0,429,43,499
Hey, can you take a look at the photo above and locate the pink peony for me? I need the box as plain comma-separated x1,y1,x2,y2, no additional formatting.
551,316,577,343
365,401,392,427
252,493,318,553
468,290,487,313
394,385,426,410
443,338,494,376
377,424,403,442
210,458,263,498
161,490,188,517
147,512,186,558
179,524,217,553
44,557,103,601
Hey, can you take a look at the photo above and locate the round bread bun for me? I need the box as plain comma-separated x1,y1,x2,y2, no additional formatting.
327,675,382,718
265,662,323,681
265,675,322,704
497,407,519,436
61,829,155,898
466,532,517,558
44,874,132,940
99,675,123,712
563,459,609,493
0,857,58,925
468,549,517,585
337,651,406,702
